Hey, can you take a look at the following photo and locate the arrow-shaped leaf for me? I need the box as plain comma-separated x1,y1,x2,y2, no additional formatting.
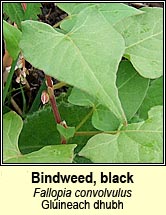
20,5,127,124
79,106,163,163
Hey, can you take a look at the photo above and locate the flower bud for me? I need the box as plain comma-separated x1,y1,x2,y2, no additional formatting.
41,91,49,104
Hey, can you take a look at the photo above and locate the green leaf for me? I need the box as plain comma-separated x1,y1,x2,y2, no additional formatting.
3,20,22,59
68,89,120,131
115,7,163,79
19,107,61,154
117,60,149,119
58,3,142,32
59,3,142,34
138,77,163,119
3,111,23,161
3,109,76,163
79,106,163,163
20,6,127,124
5,144,76,163
21,8,125,125
95,3,143,25
24,3,41,20
92,105,120,131
57,124,75,140
69,60,149,131
57,3,92,15
68,87,97,107
3,3,24,29
19,102,96,154
3,3,41,29
3,106,11,115
58,101,97,154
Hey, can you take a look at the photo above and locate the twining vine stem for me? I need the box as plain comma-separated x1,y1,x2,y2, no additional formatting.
45,75,66,144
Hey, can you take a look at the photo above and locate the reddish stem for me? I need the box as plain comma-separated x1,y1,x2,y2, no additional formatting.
45,75,61,124
21,3,27,11
45,74,53,87
48,87,61,124
45,75,66,144
21,3,66,144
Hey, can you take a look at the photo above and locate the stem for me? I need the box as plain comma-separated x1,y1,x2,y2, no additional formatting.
20,83,26,116
75,130,118,136
21,3,27,11
28,80,46,114
75,107,94,131
53,19,64,28
11,97,23,116
3,56,19,105
45,74,53,87
45,75,66,144
47,86,61,123
45,74,61,123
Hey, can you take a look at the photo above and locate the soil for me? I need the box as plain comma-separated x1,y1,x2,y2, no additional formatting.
3,2,163,115
38,3,67,26
126,2,163,8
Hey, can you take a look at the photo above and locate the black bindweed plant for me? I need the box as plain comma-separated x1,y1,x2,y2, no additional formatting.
3,3,163,163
